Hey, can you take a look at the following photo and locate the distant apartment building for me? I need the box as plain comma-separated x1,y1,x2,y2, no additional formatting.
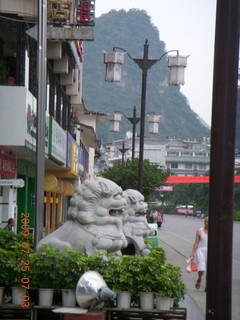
95,134,211,176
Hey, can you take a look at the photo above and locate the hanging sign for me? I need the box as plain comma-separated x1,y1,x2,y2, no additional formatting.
0,154,16,177
47,0,95,26
155,186,173,191
0,179,24,188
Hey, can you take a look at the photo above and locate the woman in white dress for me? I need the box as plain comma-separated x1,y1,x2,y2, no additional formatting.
190,217,208,290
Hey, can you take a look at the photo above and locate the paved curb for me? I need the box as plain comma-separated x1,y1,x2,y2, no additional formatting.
159,234,206,320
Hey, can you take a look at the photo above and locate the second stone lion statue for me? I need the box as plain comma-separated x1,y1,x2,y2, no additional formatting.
122,189,154,256
37,177,128,256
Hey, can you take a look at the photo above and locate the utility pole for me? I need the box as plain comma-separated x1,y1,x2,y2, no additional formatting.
206,0,240,319
35,0,47,247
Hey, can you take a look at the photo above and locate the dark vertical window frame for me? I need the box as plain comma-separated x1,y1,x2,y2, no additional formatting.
62,91,67,130
29,37,38,98
67,98,72,133
48,60,56,117
16,22,28,86
56,74,62,125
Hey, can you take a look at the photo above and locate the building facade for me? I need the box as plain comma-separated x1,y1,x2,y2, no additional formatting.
95,134,211,176
0,0,105,236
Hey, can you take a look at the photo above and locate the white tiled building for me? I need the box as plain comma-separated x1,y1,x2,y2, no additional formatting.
95,134,211,176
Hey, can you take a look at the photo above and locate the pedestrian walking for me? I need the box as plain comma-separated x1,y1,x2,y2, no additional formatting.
157,212,165,228
153,210,158,223
190,216,208,291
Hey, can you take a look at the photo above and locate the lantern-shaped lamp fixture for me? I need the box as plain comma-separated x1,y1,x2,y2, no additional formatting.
103,51,125,82
167,54,189,85
147,115,161,134
109,113,122,132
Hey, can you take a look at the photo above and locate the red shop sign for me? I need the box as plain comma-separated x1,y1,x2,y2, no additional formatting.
0,154,16,177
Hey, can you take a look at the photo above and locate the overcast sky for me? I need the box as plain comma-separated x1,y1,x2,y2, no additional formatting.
95,0,217,126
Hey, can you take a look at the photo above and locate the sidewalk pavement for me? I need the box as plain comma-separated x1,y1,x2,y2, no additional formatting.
159,239,206,320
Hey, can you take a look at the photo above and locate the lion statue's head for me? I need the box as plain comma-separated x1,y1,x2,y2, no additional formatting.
67,177,127,225
122,189,148,220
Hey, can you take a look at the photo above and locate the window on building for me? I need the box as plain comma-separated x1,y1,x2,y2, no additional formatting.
167,151,179,156
185,163,193,169
199,164,206,170
171,163,178,169
195,152,206,157
182,152,193,157
0,18,25,86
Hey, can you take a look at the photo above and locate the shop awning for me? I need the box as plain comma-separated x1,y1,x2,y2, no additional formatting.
164,176,240,184
44,175,76,196
80,123,100,149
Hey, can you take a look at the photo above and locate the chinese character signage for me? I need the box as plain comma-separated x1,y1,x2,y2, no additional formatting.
70,141,79,176
47,0,95,26
48,116,67,165
0,154,16,178
155,186,173,191
66,133,79,177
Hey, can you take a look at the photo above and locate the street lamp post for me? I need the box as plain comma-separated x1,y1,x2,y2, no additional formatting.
118,141,129,163
110,107,160,159
127,106,140,159
111,106,140,159
137,40,157,192
104,39,188,192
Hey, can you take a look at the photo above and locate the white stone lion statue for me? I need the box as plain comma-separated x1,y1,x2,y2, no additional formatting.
37,177,128,256
122,189,154,256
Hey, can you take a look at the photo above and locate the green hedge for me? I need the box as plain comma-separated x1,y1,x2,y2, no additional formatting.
0,230,186,306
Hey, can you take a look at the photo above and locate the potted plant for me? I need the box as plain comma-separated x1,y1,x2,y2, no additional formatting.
154,264,186,310
0,247,28,305
136,257,156,310
0,248,10,303
30,246,100,307
56,248,89,307
30,245,64,306
134,248,167,310
0,230,34,305
103,255,142,308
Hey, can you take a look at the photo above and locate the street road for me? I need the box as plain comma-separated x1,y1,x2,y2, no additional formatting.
158,214,240,320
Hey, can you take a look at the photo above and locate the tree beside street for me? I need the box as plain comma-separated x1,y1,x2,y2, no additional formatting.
100,158,170,201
